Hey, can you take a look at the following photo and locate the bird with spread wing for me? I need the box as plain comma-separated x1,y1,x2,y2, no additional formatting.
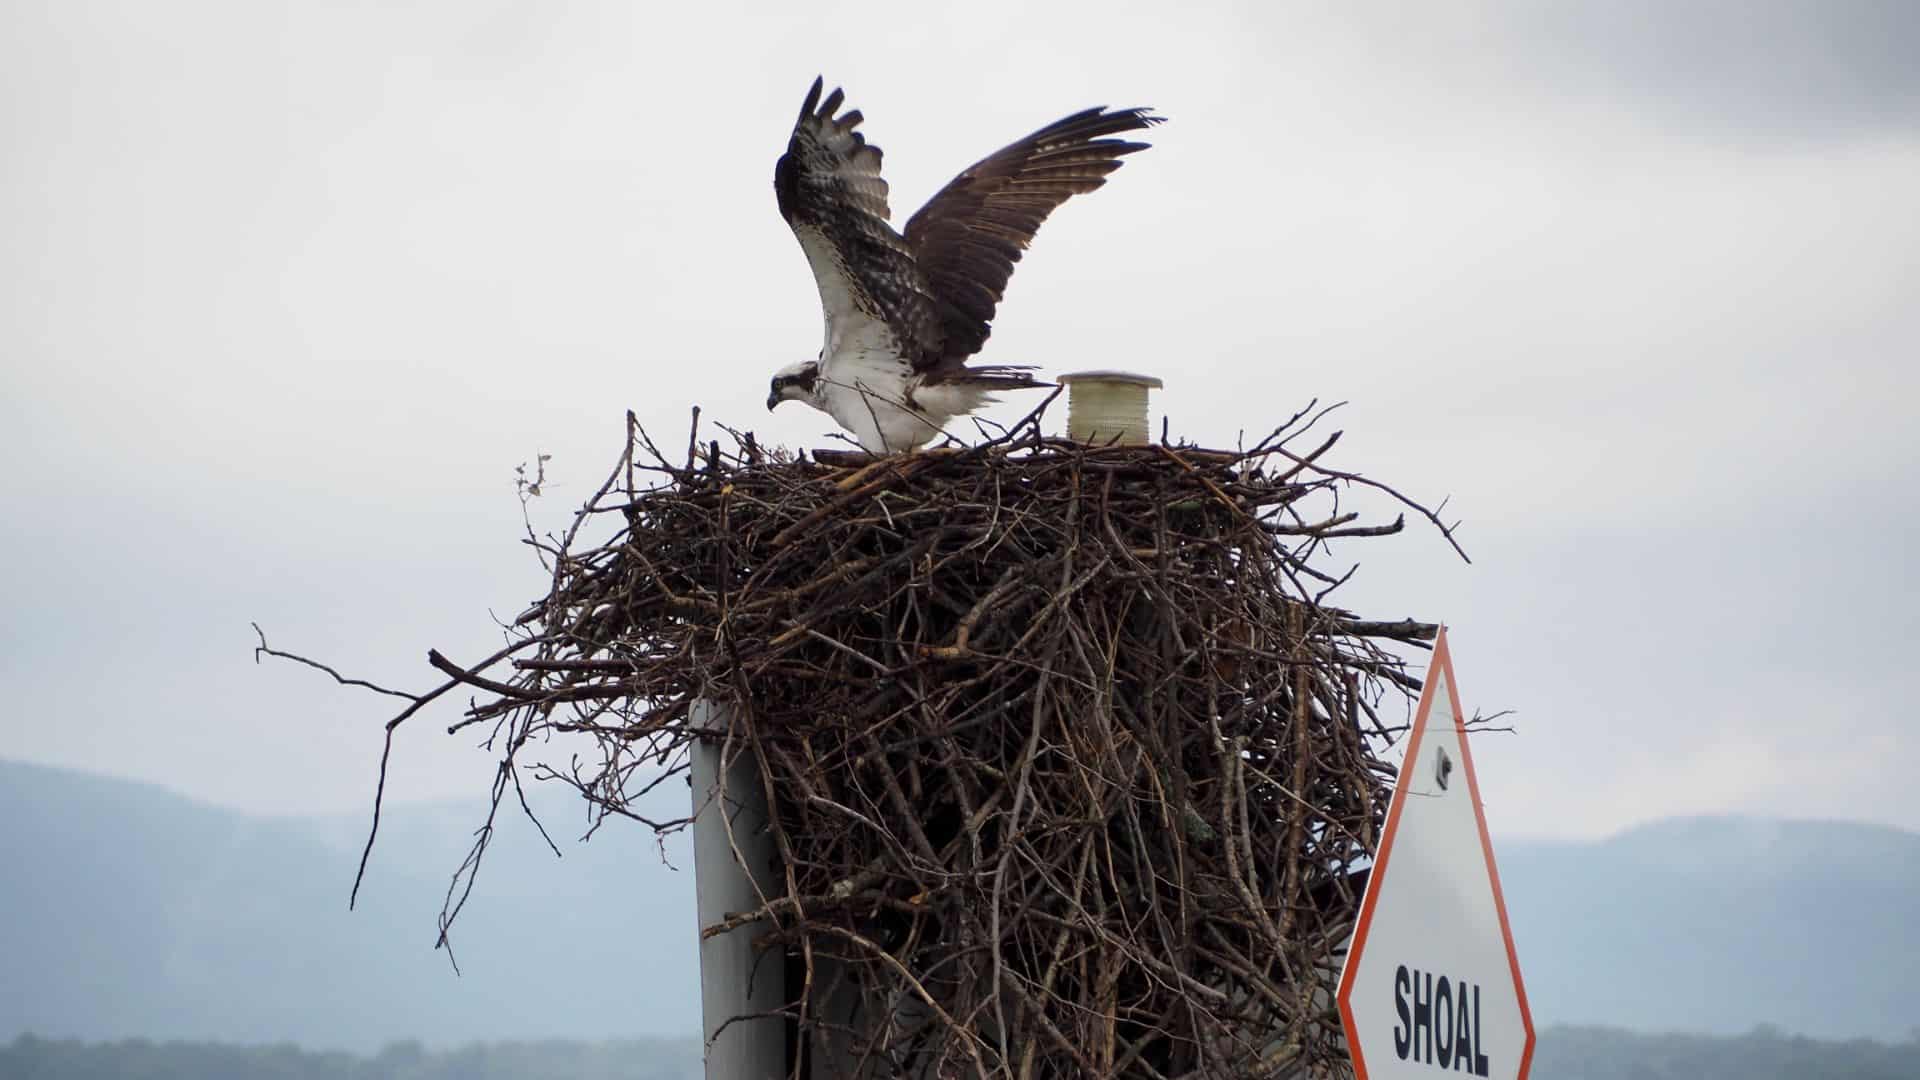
766,77,1161,453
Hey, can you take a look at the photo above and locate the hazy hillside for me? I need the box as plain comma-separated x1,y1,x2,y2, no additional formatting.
2,759,1915,1050
0,759,698,1051
1499,816,1919,1041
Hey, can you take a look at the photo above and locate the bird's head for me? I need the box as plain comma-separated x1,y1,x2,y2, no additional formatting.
767,360,820,411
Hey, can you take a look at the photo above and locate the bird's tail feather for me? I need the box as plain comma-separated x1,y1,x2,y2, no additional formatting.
934,365,1051,390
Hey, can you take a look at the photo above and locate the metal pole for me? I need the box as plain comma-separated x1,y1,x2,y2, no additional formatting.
690,700,786,1080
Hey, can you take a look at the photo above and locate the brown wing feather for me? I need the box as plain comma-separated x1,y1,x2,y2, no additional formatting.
774,77,945,365
903,106,1162,368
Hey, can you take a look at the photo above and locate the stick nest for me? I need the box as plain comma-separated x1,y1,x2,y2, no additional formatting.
414,403,1457,1079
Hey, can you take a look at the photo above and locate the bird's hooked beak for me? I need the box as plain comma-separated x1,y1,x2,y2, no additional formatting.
766,390,782,412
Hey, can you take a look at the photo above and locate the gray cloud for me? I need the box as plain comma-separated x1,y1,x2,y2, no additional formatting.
1505,0,1920,139
2,0,1915,843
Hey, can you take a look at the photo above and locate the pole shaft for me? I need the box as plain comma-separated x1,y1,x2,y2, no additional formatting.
690,700,786,1080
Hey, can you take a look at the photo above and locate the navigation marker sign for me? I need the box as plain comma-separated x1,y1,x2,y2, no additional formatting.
1336,630,1534,1080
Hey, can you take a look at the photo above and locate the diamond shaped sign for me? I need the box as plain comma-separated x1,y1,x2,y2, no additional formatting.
1337,629,1534,1079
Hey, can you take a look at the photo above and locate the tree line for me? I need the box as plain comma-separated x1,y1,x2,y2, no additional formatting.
0,1035,700,1080
4,1026,1915,1079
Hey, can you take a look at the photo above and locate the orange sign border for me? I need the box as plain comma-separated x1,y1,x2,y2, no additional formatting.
1334,628,1535,1079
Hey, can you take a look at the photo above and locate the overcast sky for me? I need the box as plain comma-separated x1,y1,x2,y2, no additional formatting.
3,0,1915,841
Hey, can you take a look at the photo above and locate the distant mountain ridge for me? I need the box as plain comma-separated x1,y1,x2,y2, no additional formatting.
1,759,1912,1049
0,758,698,1052
1497,814,1918,1041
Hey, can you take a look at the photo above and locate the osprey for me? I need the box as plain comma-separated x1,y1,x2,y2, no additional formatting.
767,78,1160,453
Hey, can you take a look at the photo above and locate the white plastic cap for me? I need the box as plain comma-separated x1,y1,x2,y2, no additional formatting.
1057,370,1163,446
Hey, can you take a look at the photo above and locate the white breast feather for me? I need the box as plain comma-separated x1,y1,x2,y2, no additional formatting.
792,224,998,452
